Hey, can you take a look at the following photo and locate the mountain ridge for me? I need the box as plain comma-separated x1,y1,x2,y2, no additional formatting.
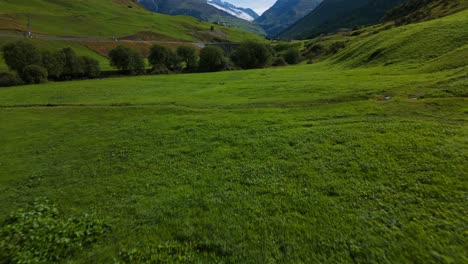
137,0,265,36
254,0,323,37
207,0,259,22
279,0,405,40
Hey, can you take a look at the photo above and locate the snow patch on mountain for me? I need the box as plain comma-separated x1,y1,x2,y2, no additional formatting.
207,0,259,22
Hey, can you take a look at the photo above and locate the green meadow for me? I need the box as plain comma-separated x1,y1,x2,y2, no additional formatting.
1,62,467,262
0,6,467,264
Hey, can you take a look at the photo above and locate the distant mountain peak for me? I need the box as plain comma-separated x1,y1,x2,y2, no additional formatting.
207,0,259,22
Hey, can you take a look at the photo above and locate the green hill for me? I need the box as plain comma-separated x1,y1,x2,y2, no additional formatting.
332,9,468,72
0,0,261,42
138,0,266,36
0,0,263,73
279,0,404,40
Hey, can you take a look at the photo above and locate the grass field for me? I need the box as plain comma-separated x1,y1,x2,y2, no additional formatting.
0,62,466,262
0,6,467,264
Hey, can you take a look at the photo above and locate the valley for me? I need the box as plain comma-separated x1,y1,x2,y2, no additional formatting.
0,0,466,263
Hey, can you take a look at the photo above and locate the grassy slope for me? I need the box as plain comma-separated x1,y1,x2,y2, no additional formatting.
0,37,114,71
333,9,468,71
138,0,266,36
0,10,467,264
384,0,468,24
0,0,263,72
0,0,261,41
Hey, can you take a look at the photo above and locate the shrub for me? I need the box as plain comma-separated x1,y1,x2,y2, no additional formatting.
283,47,301,65
149,64,170,75
109,45,145,74
272,57,288,67
176,45,199,72
128,49,146,74
307,43,325,56
222,57,237,71
81,56,101,78
328,42,346,54
22,65,48,84
0,72,23,87
60,48,84,79
198,46,225,72
231,41,273,69
148,44,176,71
42,50,65,80
109,45,130,72
273,42,301,53
0,199,108,263
2,41,42,74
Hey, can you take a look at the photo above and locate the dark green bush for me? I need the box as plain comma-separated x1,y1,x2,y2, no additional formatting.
328,41,346,54
42,51,64,79
22,65,48,84
109,45,145,74
2,41,42,74
109,45,130,72
283,47,302,65
148,44,176,71
81,56,101,78
176,45,199,72
128,49,146,74
0,72,23,87
273,42,301,53
0,199,108,263
198,46,225,72
231,41,273,69
306,43,325,57
60,48,84,79
272,57,288,67
149,64,170,75
42,50,65,80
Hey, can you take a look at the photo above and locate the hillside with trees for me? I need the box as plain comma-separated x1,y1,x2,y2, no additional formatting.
0,0,467,263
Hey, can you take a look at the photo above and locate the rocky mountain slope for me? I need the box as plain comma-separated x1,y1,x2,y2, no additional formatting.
207,0,259,22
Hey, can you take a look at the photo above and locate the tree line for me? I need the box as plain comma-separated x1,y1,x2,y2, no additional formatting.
109,40,302,75
1,41,100,86
1,40,303,87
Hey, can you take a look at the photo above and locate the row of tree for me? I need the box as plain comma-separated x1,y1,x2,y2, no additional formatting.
1,40,303,87
108,41,303,75
1,41,100,86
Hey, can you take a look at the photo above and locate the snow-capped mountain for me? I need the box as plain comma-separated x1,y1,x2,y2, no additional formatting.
207,0,259,22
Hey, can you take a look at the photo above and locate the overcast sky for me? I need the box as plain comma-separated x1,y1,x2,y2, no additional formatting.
225,0,277,14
